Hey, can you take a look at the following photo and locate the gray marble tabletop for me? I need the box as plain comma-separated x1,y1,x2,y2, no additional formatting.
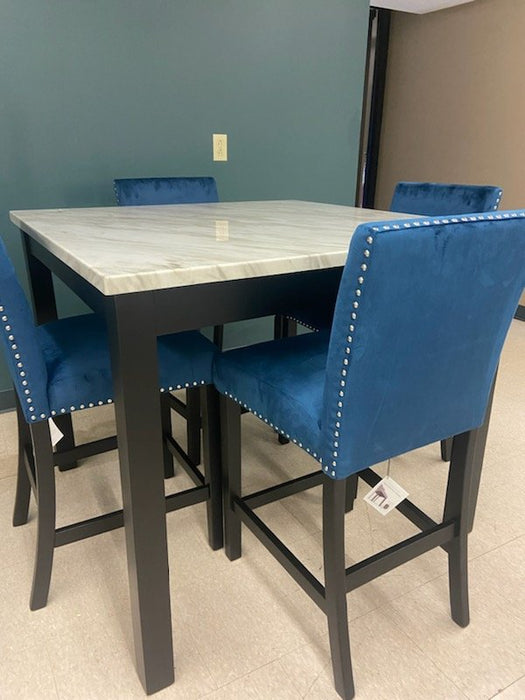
10,200,403,296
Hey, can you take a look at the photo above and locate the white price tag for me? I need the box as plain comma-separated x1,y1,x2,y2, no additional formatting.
364,476,408,516
48,418,64,447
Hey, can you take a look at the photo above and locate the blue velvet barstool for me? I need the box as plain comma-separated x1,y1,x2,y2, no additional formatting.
214,212,525,700
280,182,503,336
114,176,221,472
389,181,502,216
0,238,222,610
277,181,503,457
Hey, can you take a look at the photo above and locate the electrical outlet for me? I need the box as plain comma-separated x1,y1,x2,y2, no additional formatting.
213,134,228,161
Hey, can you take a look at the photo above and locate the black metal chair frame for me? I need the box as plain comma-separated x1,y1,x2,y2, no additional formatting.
220,383,494,700
13,386,223,611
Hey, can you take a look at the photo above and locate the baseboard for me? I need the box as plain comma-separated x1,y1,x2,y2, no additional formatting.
515,305,525,321
0,388,15,413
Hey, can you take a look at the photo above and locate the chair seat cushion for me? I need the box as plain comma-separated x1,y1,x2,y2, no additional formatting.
213,331,330,459
37,313,216,415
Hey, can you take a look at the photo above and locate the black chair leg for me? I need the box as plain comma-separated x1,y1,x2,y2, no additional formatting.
186,387,202,466
160,395,175,479
345,473,359,513
53,414,78,472
29,421,56,611
13,398,32,527
323,477,355,700
274,314,284,340
440,437,453,462
213,324,224,350
201,386,223,550
443,428,480,628
447,533,469,627
220,395,242,561
282,317,298,338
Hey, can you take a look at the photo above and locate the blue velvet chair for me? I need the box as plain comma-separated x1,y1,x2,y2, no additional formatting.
113,176,219,207
214,212,525,700
278,182,504,456
0,237,222,610
114,176,222,471
280,182,503,336
390,181,502,216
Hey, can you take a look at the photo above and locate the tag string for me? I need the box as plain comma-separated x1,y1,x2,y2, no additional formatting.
387,458,391,478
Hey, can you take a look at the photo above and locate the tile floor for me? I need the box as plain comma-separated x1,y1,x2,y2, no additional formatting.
0,320,523,699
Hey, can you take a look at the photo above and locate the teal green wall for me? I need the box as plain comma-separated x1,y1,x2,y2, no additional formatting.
0,0,369,401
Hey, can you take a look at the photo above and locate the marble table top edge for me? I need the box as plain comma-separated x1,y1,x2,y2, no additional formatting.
9,200,400,296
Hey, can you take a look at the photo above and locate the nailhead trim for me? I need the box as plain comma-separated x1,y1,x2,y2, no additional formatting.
222,391,321,462
0,300,208,422
325,209,525,478
45,380,208,420
284,315,320,332
0,304,42,421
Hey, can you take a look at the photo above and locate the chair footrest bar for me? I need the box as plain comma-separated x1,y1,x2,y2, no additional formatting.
235,497,326,610
55,509,124,546
244,470,324,509
345,520,456,593
165,434,205,486
165,484,209,512
166,392,189,419
54,436,118,468
55,485,210,547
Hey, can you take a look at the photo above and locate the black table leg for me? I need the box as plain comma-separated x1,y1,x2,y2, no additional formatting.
106,294,174,694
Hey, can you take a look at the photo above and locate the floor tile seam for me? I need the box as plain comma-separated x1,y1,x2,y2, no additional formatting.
198,652,303,698
273,638,332,698
178,643,221,698
180,617,227,696
279,498,323,537
50,662,61,700
374,604,470,698
489,673,525,698
468,533,525,565
258,498,324,549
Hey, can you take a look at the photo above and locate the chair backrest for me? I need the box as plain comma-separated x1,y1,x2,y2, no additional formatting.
390,182,502,216
113,176,219,206
321,212,525,479
0,238,50,423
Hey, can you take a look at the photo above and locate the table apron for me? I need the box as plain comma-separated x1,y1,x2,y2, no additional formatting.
25,236,343,334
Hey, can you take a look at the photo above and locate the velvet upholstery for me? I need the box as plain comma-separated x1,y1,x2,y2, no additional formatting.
0,238,216,424
390,182,502,217
288,181,503,332
214,211,525,479
113,176,219,206
215,331,330,457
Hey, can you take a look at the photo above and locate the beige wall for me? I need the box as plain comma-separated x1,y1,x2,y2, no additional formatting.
375,0,525,304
